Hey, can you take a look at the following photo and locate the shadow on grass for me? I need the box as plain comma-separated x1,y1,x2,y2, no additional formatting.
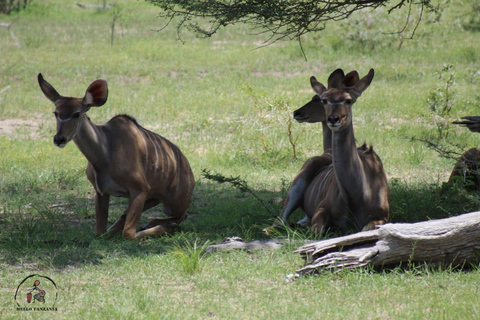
0,179,285,270
0,177,479,270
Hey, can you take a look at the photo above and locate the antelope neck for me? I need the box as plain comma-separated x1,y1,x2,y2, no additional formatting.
331,123,367,199
321,121,332,151
73,115,109,167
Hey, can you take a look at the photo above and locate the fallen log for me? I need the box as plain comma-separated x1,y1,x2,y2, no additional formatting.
295,211,480,275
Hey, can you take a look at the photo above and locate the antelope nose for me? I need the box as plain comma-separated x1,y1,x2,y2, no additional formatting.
54,135,66,147
328,115,340,125
293,110,301,118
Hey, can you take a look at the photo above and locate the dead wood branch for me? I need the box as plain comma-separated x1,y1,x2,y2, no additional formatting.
295,212,480,275
205,237,283,252
75,2,113,10
0,17,20,48
0,85,11,95
0,17,18,29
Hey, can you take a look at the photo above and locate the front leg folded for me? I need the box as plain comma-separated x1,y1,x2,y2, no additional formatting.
122,191,148,240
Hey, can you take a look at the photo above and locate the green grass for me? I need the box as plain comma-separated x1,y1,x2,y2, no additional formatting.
1,0,480,318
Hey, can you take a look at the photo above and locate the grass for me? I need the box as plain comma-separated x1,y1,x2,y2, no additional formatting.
1,0,480,318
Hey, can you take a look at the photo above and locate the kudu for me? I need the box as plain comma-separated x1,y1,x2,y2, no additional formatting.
267,69,389,235
38,74,195,240
448,116,480,189
264,70,366,234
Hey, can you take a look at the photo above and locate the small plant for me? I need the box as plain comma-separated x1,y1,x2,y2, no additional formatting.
240,84,303,159
411,64,467,162
171,238,210,275
427,63,456,139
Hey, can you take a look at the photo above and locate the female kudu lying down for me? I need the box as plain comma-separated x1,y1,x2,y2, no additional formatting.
38,74,195,240
449,116,480,189
267,69,389,235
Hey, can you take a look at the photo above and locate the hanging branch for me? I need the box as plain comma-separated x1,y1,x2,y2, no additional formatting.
147,0,441,45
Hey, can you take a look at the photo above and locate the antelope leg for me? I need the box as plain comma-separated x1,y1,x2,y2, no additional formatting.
122,192,148,240
95,192,110,237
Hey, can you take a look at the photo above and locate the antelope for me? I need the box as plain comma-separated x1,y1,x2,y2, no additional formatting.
266,69,389,235
38,74,195,240
264,70,366,234
448,116,480,189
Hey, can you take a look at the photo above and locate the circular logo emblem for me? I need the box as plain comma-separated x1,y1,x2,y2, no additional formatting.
15,274,58,310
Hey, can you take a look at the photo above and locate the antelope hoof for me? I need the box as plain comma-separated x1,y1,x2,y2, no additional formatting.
296,216,310,227
161,221,179,234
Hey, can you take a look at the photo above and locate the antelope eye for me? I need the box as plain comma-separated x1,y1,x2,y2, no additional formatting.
322,99,328,105
346,99,352,104
73,112,80,118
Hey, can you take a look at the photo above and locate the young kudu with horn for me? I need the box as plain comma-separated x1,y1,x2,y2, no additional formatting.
266,69,389,235
38,74,195,240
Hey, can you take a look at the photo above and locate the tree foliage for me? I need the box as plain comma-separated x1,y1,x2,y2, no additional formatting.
147,0,441,44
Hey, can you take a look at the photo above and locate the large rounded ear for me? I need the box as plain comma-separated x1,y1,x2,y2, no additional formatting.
310,76,327,96
342,71,359,87
38,73,61,102
353,69,374,94
84,79,108,107
327,69,345,89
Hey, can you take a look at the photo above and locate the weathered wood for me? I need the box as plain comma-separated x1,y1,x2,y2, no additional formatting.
295,211,480,275
0,17,18,29
206,237,283,252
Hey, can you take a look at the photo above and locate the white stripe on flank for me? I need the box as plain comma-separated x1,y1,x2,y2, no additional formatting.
154,135,165,177
93,170,103,196
162,139,171,181
173,148,181,192
313,166,334,205
135,126,148,174
186,164,191,193
142,129,159,173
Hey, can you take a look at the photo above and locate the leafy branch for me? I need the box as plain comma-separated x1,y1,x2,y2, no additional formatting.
147,0,441,46
201,169,276,216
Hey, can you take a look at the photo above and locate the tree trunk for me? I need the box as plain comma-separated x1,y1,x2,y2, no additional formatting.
295,211,480,275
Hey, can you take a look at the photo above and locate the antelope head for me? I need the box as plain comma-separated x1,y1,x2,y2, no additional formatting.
38,73,108,148
310,68,374,132
293,70,362,124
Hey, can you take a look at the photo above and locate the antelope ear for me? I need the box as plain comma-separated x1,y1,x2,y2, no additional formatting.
38,73,61,102
310,76,327,96
353,69,374,94
343,71,359,87
327,69,345,89
84,79,108,107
